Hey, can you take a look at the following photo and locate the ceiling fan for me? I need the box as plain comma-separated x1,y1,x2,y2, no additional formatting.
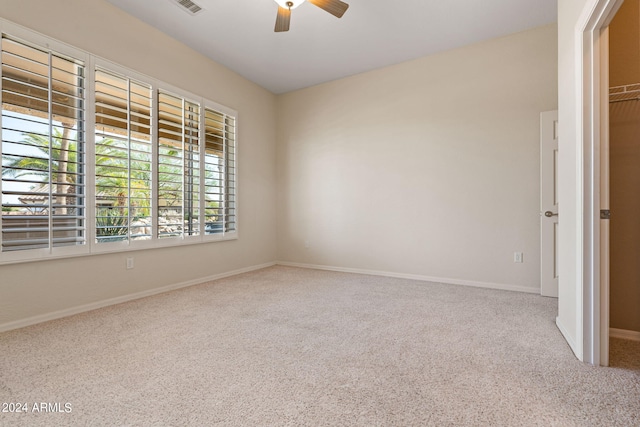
274,0,349,32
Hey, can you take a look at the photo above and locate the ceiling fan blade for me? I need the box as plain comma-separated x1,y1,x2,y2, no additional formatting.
275,6,291,32
308,0,349,18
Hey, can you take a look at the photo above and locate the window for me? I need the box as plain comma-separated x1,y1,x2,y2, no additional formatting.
158,91,201,239
95,68,152,243
155,92,237,239
1,35,86,254
0,26,237,264
204,107,236,234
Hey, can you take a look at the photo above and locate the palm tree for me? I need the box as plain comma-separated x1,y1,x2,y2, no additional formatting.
95,137,152,211
1,126,77,215
4,130,220,237
94,137,155,240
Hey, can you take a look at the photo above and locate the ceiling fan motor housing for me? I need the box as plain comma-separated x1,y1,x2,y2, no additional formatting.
274,0,305,9
274,0,349,32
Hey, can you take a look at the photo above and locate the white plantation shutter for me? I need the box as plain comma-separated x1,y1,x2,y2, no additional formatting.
204,107,235,234
94,68,152,244
0,24,238,264
157,91,201,238
1,35,86,253
224,114,236,233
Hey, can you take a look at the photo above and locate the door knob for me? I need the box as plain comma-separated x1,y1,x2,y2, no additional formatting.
544,211,558,217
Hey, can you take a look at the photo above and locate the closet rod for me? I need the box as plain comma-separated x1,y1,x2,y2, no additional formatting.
610,96,640,103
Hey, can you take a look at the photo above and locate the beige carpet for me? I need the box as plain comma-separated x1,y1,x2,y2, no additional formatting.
0,266,638,426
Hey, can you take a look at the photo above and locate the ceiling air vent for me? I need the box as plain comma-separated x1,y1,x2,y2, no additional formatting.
172,0,203,15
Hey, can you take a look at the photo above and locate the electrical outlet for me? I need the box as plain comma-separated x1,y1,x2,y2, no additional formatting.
126,258,134,269
514,252,523,263
304,240,310,249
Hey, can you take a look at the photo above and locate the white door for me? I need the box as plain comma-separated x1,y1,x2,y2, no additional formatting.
541,110,559,297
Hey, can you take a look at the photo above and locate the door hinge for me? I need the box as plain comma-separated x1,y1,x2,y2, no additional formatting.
600,210,611,220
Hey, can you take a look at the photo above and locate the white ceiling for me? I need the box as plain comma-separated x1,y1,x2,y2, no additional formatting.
105,0,557,94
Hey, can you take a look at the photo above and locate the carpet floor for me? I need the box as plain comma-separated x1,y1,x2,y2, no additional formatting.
0,266,638,426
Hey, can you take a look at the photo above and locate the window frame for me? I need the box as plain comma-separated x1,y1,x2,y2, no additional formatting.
0,19,238,265
0,24,91,263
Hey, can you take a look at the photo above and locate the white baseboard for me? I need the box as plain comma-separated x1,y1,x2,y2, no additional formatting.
610,328,640,342
0,262,276,334
1,261,545,334
276,261,540,294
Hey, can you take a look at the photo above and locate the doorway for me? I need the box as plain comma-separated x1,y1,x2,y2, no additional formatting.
579,0,639,366
574,0,624,366
607,0,640,352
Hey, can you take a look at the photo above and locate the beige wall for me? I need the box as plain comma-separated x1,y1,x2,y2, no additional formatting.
277,25,558,291
0,2,561,332
609,0,640,334
0,0,278,328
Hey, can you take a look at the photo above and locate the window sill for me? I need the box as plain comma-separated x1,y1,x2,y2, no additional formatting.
0,232,238,266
